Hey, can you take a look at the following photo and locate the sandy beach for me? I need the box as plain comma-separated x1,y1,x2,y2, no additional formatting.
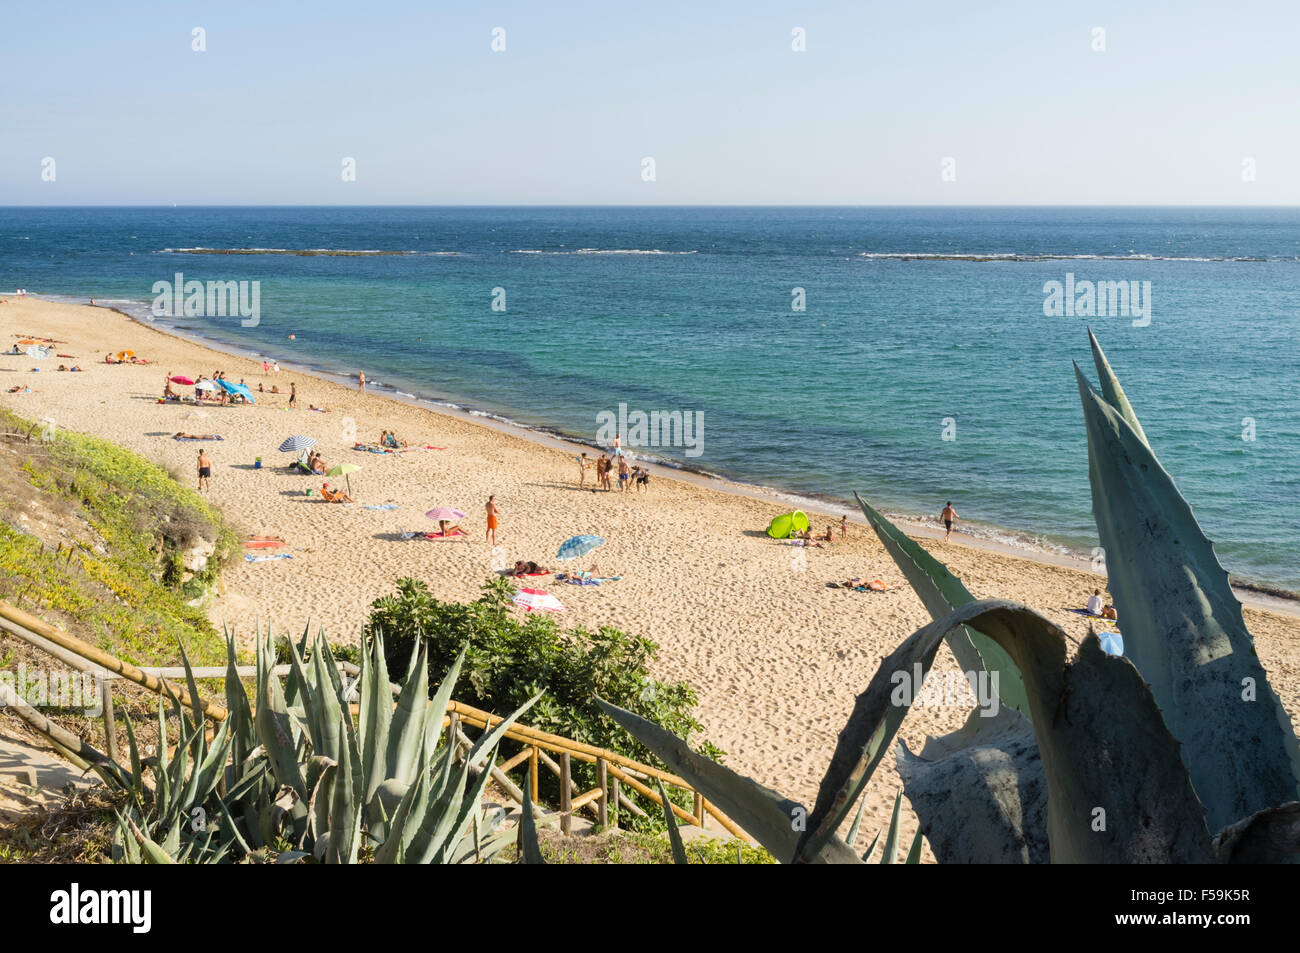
5,295,1300,850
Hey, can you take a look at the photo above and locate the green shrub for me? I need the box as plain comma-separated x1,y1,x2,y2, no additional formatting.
364,576,722,828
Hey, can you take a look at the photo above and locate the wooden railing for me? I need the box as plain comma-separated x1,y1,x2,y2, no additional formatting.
0,599,746,840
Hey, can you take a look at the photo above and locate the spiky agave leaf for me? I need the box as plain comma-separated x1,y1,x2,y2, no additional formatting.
1087,329,1148,447
516,766,546,865
853,492,1029,719
896,706,1048,863
881,789,905,864
658,779,689,864
358,629,393,808
594,697,860,863
1077,359,1300,832
817,599,1214,862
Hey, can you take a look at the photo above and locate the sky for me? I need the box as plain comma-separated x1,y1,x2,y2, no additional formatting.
2,0,1298,205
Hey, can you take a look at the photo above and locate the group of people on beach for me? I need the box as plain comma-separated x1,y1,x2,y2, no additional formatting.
576,447,649,494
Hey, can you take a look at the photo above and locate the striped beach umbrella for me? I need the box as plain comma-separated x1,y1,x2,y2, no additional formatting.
512,588,565,613
194,380,220,391
279,434,317,453
425,507,465,521
556,535,604,561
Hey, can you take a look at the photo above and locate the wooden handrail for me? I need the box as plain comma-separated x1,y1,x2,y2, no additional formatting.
0,598,749,841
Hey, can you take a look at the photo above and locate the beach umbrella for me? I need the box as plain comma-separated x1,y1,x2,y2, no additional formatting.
326,463,361,493
556,535,604,561
24,345,50,360
194,380,219,391
116,350,134,361
425,507,466,522
512,588,565,613
170,375,195,385
216,378,255,403
279,434,317,453
16,338,42,346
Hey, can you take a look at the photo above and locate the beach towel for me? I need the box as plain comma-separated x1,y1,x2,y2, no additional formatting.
174,435,223,441
1068,607,1118,625
1098,630,1124,657
364,504,400,510
243,538,286,549
565,577,600,586
423,530,466,540
245,553,293,563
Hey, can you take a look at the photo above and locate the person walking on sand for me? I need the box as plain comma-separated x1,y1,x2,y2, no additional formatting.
289,382,297,409
840,515,847,539
197,449,212,492
577,452,590,488
941,501,959,540
485,495,500,544
358,370,366,393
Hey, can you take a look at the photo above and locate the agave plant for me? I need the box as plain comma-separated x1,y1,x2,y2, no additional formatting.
107,626,543,864
600,331,1300,863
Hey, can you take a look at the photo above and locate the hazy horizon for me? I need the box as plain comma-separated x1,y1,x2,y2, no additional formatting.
4,1,1299,206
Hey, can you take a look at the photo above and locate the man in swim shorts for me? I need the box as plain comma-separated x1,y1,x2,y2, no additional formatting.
197,449,212,492
941,501,958,539
485,495,500,544
618,456,630,492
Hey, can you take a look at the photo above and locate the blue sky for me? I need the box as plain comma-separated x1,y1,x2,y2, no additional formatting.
2,0,1297,204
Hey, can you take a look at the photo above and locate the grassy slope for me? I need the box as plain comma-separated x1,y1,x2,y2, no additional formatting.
0,408,237,667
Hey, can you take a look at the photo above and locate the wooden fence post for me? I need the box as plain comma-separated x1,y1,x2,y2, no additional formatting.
610,777,620,831
529,746,539,804
596,757,608,828
100,678,118,764
559,752,572,834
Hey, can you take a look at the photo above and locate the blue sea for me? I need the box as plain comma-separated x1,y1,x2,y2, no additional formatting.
2,206,1297,592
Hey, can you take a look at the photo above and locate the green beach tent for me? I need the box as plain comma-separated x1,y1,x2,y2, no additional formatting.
765,510,810,539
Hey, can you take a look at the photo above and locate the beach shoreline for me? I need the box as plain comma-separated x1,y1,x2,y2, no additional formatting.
80,293,1300,619
5,295,1299,851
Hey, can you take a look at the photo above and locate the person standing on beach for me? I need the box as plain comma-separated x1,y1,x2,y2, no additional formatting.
839,515,847,539
577,452,590,488
197,449,212,492
358,371,366,393
289,382,297,409
941,501,959,539
485,495,500,544
618,454,630,492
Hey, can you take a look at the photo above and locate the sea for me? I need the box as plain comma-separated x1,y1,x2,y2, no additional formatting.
2,206,1297,593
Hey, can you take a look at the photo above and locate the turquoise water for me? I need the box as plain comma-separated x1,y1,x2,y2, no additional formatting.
2,206,1297,590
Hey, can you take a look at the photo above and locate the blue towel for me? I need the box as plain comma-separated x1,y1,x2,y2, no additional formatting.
365,504,400,510
245,553,293,563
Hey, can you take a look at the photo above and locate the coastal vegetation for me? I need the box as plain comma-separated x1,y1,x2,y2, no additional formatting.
0,408,237,667
366,575,722,828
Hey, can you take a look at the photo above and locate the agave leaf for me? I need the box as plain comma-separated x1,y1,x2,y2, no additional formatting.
881,790,903,864
896,707,1048,863
594,697,859,864
406,755,473,863
254,636,306,799
1212,802,1300,864
374,752,430,864
904,828,924,864
1087,329,1148,447
424,644,468,762
430,753,499,864
861,829,881,863
818,599,1215,862
853,492,1029,719
359,631,393,808
517,766,546,865
307,639,344,763
1077,363,1300,831
224,634,255,771
126,814,175,864
326,710,362,863
845,792,869,849
658,779,690,864
386,638,430,786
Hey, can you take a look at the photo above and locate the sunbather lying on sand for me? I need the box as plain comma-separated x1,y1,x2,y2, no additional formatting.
508,560,549,576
